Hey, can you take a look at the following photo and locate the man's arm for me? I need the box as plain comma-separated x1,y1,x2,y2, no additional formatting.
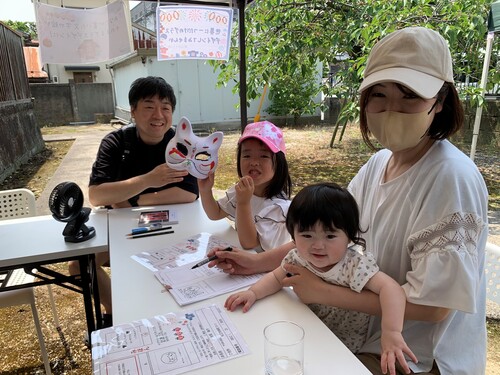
89,163,190,207
139,187,197,205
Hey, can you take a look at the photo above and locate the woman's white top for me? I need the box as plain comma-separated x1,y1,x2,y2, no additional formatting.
349,139,489,375
218,186,291,251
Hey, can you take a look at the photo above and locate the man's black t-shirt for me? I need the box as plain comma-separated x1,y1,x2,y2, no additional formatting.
89,125,198,197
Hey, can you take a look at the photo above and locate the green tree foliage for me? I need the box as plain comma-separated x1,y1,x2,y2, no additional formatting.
210,0,498,124
266,64,321,125
2,20,37,41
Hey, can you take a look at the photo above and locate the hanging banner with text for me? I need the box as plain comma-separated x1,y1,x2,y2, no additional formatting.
35,0,132,64
156,5,233,61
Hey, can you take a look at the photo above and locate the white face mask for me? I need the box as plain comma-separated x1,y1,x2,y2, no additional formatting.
366,109,435,152
165,117,223,179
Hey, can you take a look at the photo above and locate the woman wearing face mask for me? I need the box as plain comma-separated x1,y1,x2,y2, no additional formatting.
281,27,489,374
207,27,488,374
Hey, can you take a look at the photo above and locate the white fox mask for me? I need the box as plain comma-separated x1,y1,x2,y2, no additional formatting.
165,117,223,179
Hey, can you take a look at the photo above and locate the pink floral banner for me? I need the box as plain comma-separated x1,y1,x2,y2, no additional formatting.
156,6,233,61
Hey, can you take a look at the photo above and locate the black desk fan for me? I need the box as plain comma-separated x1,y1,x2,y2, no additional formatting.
49,182,96,243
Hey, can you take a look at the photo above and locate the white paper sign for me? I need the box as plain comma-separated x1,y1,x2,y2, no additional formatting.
36,0,132,64
156,5,233,61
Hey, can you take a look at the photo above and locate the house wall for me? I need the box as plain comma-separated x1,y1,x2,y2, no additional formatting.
46,64,112,84
30,82,114,126
74,83,114,122
110,53,322,129
31,84,73,125
111,55,254,125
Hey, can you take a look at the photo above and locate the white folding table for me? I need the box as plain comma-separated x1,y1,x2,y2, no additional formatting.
107,201,371,374
0,211,109,335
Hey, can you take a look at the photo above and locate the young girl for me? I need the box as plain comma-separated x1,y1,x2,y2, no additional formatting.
225,183,417,375
198,121,293,252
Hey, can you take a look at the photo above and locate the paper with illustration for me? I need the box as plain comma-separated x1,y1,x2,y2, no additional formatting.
91,304,249,375
155,261,263,306
132,232,234,272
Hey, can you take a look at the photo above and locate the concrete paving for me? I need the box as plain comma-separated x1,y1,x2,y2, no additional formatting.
37,126,114,215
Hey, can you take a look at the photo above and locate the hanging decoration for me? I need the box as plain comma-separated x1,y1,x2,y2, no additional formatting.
156,5,233,61
35,0,132,64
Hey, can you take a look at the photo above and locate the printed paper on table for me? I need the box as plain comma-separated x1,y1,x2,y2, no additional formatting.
156,5,233,61
155,260,263,306
35,0,133,64
91,304,249,375
132,232,235,272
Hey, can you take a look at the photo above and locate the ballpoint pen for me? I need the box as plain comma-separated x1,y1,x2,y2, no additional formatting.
128,230,175,239
191,247,233,269
127,226,172,236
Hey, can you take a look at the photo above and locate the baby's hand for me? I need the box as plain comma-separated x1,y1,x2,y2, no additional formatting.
380,331,417,375
224,290,257,312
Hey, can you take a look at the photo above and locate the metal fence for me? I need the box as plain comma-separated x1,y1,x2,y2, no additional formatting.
456,81,500,96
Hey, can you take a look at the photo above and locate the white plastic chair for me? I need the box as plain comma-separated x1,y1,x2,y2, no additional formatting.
485,242,500,305
0,188,59,375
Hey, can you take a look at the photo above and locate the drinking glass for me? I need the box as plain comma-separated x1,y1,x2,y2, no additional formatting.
264,320,304,375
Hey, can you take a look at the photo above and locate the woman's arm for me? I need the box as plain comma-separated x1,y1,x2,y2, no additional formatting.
208,242,294,275
282,263,450,322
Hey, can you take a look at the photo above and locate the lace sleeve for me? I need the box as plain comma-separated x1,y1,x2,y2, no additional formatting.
403,212,486,313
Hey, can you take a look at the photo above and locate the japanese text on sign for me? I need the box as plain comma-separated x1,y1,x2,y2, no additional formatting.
156,6,233,61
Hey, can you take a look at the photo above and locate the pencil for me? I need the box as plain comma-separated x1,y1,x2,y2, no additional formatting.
128,230,174,239
126,226,172,236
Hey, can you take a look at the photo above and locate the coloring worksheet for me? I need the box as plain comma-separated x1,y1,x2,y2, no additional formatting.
131,233,235,271
91,304,249,375
155,263,263,306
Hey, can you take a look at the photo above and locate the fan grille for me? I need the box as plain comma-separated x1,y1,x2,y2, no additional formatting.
49,182,84,221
